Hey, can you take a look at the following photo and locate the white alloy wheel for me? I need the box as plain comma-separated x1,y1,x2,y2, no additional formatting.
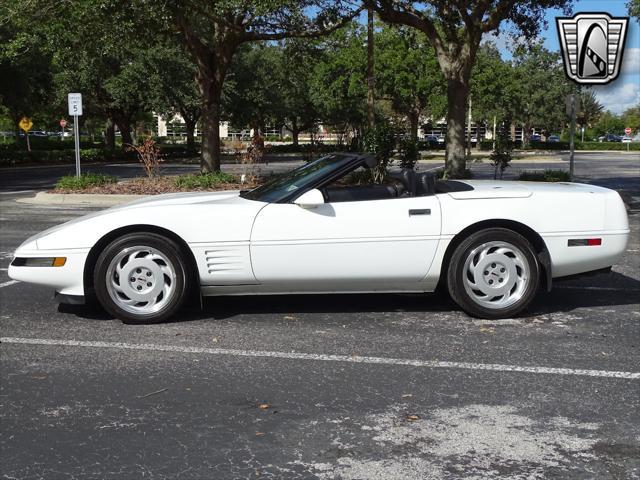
462,241,530,310
105,246,177,315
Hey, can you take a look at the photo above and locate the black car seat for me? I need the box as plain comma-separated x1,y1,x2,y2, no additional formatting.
387,169,417,196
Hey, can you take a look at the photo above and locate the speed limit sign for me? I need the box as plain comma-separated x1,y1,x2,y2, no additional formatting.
68,93,83,116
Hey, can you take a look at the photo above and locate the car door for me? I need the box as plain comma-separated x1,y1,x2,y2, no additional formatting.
249,195,441,289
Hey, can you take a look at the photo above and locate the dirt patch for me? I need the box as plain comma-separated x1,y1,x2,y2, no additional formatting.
49,176,257,195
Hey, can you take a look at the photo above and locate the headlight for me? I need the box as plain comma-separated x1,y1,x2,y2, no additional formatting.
11,257,67,267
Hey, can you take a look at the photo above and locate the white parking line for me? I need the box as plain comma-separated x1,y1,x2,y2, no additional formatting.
2,337,638,380
0,280,18,288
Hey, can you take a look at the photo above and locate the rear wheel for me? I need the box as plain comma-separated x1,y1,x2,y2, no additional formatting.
447,228,540,319
94,233,190,324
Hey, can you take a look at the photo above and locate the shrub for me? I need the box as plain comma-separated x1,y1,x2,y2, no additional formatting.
576,141,639,151
528,141,569,150
397,137,420,170
518,169,571,182
479,139,494,151
362,122,397,182
55,173,117,190
127,138,161,177
490,121,513,179
0,148,107,166
158,143,199,158
174,171,237,190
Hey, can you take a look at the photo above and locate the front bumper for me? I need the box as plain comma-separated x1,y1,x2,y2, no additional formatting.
8,249,89,296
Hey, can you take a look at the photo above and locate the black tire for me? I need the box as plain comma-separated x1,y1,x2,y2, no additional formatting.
446,228,540,319
94,232,190,324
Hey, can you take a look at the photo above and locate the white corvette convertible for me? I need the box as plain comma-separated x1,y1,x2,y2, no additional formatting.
9,153,629,324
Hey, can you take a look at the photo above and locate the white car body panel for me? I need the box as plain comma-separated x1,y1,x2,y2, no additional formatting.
9,179,629,299
250,196,441,286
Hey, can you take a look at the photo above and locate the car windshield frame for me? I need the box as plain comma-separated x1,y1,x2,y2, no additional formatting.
240,153,369,204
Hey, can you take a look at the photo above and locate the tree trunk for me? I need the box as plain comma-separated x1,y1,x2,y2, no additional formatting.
408,110,420,141
105,118,116,151
366,7,375,128
522,121,531,149
444,77,469,178
116,118,133,147
291,118,299,147
200,98,221,172
184,118,196,151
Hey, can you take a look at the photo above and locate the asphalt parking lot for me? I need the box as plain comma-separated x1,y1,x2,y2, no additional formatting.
1,153,639,479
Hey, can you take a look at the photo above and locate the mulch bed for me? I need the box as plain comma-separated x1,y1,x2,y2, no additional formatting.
50,176,258,195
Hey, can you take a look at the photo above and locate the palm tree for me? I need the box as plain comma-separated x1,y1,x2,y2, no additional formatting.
577,90,604,140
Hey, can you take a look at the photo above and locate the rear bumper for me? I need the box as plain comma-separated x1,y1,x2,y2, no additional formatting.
544,231,629,278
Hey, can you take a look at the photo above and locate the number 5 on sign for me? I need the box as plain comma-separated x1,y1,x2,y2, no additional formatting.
68,93,83,116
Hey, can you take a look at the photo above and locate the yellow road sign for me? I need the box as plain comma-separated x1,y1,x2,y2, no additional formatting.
19,117,33,132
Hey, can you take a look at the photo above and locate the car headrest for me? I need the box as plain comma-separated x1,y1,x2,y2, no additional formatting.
416,172,436,196
387,169,417,195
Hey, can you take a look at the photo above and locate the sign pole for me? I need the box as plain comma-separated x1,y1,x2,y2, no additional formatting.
569,94,576,181
68,93,83,178
74,116,81,177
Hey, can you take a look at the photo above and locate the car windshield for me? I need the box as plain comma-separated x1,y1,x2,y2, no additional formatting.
241,153,356,203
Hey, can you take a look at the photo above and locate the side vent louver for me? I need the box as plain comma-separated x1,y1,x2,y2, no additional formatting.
205,249,244,274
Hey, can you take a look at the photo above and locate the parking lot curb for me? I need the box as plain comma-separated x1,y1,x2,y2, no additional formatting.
16,191,144,207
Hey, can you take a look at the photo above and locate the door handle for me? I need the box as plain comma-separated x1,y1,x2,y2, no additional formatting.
409,209,431,216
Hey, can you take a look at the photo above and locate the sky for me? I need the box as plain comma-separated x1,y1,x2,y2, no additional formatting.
488,0,639,115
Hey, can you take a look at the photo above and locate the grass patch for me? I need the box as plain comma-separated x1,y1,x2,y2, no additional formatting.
174,171,237,189
55,173,117,190
518,169,571,182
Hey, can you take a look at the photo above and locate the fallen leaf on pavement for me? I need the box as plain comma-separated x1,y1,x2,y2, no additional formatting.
406,414,420,421
258,403,270,410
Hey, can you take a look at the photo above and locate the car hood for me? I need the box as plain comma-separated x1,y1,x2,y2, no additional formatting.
18,190,265,251
108,190,244,210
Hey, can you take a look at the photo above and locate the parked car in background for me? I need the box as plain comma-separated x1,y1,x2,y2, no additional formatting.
547,135,560,143
598,134,622,142
530,134,541,142
437,135,445,145
29,131,49,137
423,135,439,148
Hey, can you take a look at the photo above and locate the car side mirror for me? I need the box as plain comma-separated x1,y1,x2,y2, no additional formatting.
294,188,324,208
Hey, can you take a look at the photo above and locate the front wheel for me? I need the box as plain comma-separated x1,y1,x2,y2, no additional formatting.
94,233,190,324
447,228,540,319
